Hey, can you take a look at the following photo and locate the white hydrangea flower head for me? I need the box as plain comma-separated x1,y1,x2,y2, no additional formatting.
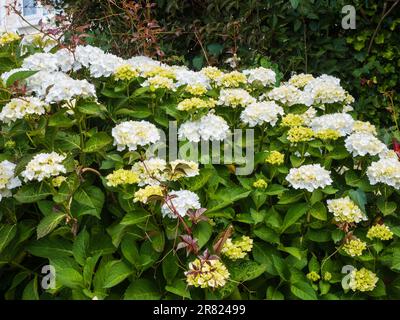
127,56,160,72
0,160,21,201
304,74,347,105
286,164,332,192
0,97,49,124
243,67,276,86
22,52,59,72
169,159,200,179
131,158,168,186
178,120,201,143
178,113,229,142
367,157,400,189
300,107,318,123
45,77,97,103
344,133,387,157
198,113,230,141
217,88,256,108
21,152,66,182
240,101,284,127
112,120,160,152
288,73,315,88
352,120,377,136
309,113,355,136
327,196,367,224
161,190,201,218
268,84,313,106
173,67,210,88
141,75,176,90
54,48,82,72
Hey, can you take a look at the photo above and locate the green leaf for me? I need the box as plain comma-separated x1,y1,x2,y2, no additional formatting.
6,70,38,87
278,189,304,204
77,102,106,116
72,185,105,218
120,210,150,226
377,198,397,216
48,111,75,128
193,221,212,248
290,281,318,300
103,260,132,288
22,276,39,300
0,224,17,254
14,183,52,204
162,252,179,284
281,202,309,232
254,226,280,244
73,229,90,266
27,237,73,259
188,168,213,191
229,260,267,282
36,211,66,239
348,189,367,212
124,279,161,300
289,0,300,9
309,202,327,221
50,257,84,289
266,286,284,300
83,132,113,153
165,279,191,299
115,107,152,119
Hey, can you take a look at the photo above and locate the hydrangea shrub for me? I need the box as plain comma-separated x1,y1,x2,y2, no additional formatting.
0,32,400,300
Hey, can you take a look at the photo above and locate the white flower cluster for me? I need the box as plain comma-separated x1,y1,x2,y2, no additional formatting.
286,164,332,192
217,88,256,108
304,75,348,105
288,73,315,88
0,160,21,201
21,152,66,182
75,45,125,77
327,196,367,224
352,120,377,135
243,67,276,86
267,84,313,106
26,71,96,104
131,158,167,186
310,113,355,136
169,159,200,179
344,133,387,157
367,157,400,190
0,97,49,124
112,120,160,151
173,66,210,88
161,190,201,218
300,107,317,123
240,101,284,127
178,113,229,142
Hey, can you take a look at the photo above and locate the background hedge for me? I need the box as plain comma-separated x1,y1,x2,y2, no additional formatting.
45,0,399,134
